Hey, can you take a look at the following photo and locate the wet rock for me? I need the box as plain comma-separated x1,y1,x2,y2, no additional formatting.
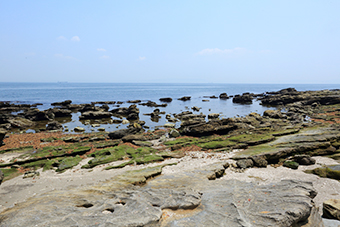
51,100,72,106
159,97,172,102
191,106,201,111
74,127,85,132
208,113,219,119
232,94,253,104
323,199,340,220
178,96,191,101
79,111,112,120
126,113,138,120
46,108,72,118
46,121,63,131
139,101,167,107
21,109,54,121
111,104,139,116
219,93,229,99
127,100,141,103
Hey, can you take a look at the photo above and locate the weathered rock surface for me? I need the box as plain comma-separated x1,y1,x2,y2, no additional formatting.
259,89,340,106
235,126,340,164
323,199,340,220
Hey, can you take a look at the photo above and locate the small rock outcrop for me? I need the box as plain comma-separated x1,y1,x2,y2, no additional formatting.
323,199,340,220
46,121,63,131
0,129,6,146
0,169,4,185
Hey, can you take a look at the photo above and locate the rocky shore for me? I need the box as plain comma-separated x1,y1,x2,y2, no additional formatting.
1,88,340,226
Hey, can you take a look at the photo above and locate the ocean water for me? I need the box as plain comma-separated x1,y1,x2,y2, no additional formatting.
0,83,339,132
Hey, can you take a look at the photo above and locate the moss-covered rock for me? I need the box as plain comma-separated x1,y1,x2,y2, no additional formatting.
57,156,83,172
283,160,299,169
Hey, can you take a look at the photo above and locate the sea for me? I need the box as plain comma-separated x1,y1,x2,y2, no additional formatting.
0,83,339,132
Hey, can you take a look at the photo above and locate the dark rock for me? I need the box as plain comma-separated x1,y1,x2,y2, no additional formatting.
126,113,138,120
219,93,229,99
191,106,201,111
208,113,219,119
51,100,72,106
79,111,112,119
47,108,72,118
139,101,167,107
111,105,139,116
127,100,141,103
292,155,316,165
21,109,54,121
323,199,340,220
178,96,191,101
108,127,142,140
236,159,254,168
0,130,5,146
46,121,63,131
232,94,253,104
159,97,172,102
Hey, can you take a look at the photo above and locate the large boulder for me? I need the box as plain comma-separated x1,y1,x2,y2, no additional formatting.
0,129,6,146
232,94,253,104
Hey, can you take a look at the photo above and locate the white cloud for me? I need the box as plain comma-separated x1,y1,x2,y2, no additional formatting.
54,54,78,61
100,55,110,59
197,47,247,55
97,48,106,52
57,36,67,41
71,36,80,42
138,56,146,61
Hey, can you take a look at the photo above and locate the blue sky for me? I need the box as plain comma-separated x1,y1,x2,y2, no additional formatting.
1,0,339,83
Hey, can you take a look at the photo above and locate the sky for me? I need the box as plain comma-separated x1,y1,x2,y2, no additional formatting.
1,0,340,83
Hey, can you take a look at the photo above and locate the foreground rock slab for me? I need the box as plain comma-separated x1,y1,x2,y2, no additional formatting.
0,162,323,227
